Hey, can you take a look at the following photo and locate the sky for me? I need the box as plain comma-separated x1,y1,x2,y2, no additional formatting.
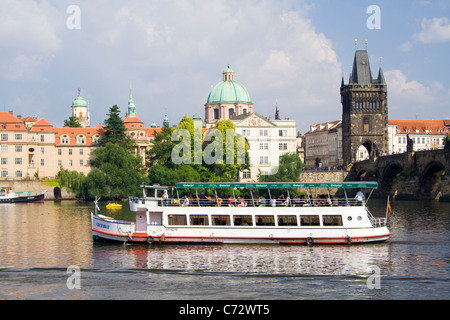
0,0,449,134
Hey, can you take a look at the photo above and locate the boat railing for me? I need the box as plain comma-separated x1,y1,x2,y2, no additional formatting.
139,196,366,208
366,209,388,227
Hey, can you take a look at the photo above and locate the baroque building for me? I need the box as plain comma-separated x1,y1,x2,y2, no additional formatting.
205,66,299,181
340,49,388,165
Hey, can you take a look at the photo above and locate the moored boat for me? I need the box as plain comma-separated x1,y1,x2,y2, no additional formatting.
0,190,45,203
91,182,392,245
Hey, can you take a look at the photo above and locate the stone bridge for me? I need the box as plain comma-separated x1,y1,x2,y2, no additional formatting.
349,147,450,201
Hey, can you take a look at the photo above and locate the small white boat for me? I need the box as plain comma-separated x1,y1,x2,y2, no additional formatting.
91,182,391,245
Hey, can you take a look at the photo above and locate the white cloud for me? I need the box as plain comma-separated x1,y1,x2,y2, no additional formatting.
415,17,450,44
385,70,448,119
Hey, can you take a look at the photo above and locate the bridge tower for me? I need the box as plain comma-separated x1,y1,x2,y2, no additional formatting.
340,47,388,165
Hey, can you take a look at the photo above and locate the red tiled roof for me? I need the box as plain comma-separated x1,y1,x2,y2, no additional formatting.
0,112,27,131
389,119,450,135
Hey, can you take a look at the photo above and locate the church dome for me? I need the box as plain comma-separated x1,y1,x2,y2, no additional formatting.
206,66,252,104
72,94,87,107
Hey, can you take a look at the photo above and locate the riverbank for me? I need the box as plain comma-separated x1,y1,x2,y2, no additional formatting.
0,180,76,201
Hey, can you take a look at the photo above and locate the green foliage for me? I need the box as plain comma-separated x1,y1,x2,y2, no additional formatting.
101,105,135,149
89,143,147,199
146,116,249,185
259,153,304,182
63,116,82,128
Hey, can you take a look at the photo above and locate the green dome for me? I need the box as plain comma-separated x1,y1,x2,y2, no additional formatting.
72,95,87,107
207,79,252,104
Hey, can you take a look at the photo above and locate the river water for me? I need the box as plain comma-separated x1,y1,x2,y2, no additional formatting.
0,199,448,301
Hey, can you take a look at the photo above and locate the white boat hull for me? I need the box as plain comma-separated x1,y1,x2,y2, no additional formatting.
91,206,391,245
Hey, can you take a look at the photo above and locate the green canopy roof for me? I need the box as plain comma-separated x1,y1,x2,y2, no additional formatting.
174,182,378,189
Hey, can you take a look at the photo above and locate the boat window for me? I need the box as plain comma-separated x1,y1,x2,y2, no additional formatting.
300,215,320,226
190,215,209,226
277,215,298,226
233,215,253,226
322,215,343,226
256,215,275,226
168,215,187,226
212,215,231,226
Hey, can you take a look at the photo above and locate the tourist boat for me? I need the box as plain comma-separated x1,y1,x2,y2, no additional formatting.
91,182,392,245
106,203,123,210
0,190,45,203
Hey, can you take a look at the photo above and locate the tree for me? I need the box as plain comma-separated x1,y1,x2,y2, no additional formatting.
259,153,304,182
101,105,134,149
63,116,82,128
89,143,147,199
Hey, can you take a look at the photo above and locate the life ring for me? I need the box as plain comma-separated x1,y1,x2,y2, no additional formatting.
306,237,314,245
147,236,154,244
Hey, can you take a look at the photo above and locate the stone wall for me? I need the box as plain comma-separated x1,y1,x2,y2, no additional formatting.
0,180,76,200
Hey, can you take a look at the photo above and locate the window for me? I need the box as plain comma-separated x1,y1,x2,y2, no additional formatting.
363,117,370,133
40,159,44,166
228,109,235,119
15,134,22,140
278,215,298,226
255,215,275,226
279,143,288,150
168,215,187,226
242,130,250,137
40,135,45,142
1,158,7,165
69,149,73,155
259,142,268,150
80,149,84,155
15,158,22,165
1,134,8,141
58,160,62,166
77,135,85,145
190,215,209,226
212,215,231,226
214,109,220,120
279,130,287,137
15,170,23,178
242,170,251,179
61,135,69,144
69,160,73,167
40,147,44,154
259,130,268,136
15,146,22,152
356,102,363,109
322,215,343,226
260,156,269,164
300,215,320,226
369,101,377,109
80,160,84,166
58,149,62,155
233,215,253,226
1,170,8,177
1,145,7,152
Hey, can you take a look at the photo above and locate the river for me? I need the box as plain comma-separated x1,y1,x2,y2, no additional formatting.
0,199,448,302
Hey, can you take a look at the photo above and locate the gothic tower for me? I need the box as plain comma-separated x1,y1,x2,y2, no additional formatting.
340,49,388,165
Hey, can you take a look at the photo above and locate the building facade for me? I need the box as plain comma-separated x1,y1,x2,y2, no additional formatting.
0,92,162,181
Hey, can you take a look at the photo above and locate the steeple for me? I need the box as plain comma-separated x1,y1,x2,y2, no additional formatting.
127,86,137,117
349,50,374,85
275,102,280,120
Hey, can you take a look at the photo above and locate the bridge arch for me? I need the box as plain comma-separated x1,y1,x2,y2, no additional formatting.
355,140,381,161
419,161,446,199
381,162,404,191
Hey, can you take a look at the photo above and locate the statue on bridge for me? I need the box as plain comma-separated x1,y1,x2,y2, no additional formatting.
407,134,414,153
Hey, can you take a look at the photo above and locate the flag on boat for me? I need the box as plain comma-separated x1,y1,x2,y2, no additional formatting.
387,197,392,218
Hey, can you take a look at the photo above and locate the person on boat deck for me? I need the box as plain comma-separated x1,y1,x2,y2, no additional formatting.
199,192,207,207
258,196,266,207
182,195,190,207
270,196,277,207
228,195,234,207
238,196,247,207
283,196,290,207
217,196,223,207
162,190,169,206
355,190,365,205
